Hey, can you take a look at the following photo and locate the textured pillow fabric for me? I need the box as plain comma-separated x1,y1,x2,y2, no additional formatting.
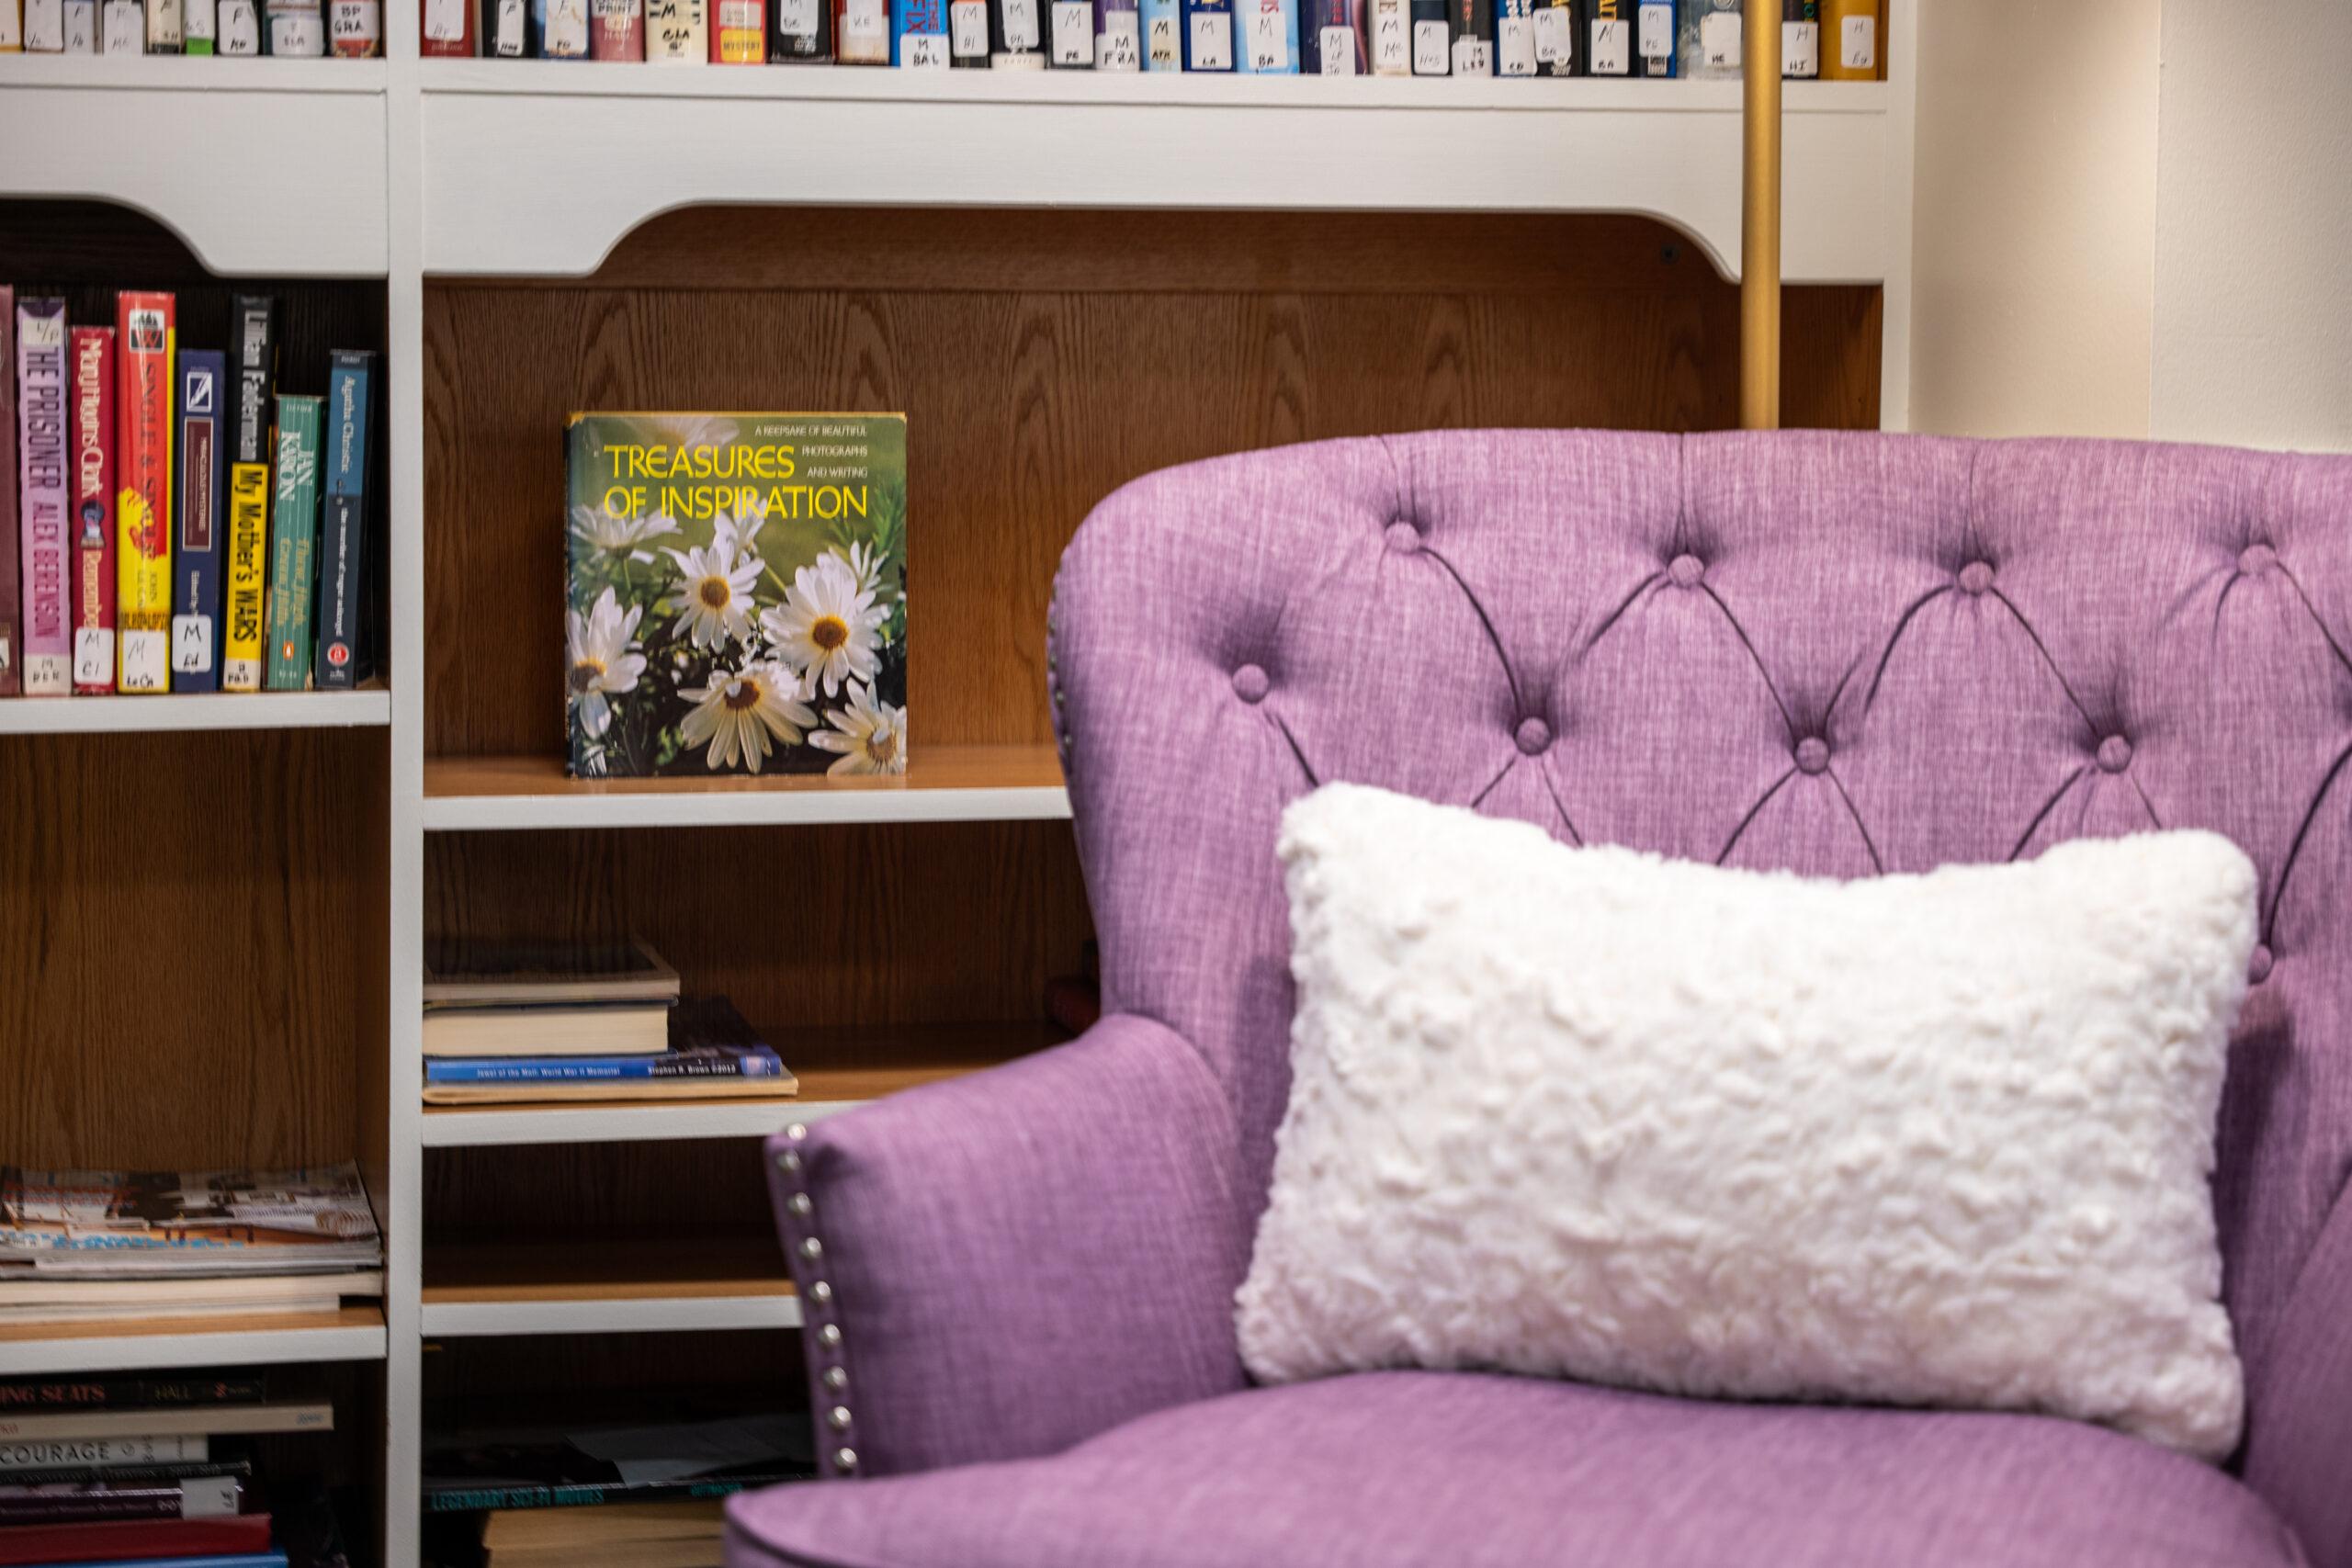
1237,784,2258,1459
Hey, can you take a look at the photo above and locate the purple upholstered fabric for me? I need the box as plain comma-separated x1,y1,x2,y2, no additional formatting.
727,1371,2309,1568
752,431,2352,1565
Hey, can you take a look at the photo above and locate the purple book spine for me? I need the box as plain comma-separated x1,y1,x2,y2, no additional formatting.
17,298,72,697
0,287,18,696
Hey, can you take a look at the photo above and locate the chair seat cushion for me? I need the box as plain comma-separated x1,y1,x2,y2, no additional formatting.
726,1371,2305,1568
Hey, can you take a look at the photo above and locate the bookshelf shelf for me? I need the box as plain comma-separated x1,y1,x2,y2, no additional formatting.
418,65,1895,283
0,1305,390,1377
418,1021,1059,1145
420,745,1069,830
0,685,392,736
0,57,390,278
419,1240,799,1337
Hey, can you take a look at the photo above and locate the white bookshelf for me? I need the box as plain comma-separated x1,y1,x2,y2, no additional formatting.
0,9,1919,1562
0,687,391,735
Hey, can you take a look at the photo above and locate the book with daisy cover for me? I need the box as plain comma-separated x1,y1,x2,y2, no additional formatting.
564,412,907,781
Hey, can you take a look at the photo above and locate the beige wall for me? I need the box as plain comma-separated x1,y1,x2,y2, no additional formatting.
2153,3,2352,451
1907,0,2163,439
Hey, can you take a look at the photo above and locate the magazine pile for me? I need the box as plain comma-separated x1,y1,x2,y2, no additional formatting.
0,1166,382,1325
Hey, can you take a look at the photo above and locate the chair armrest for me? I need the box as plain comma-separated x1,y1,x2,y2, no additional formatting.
763,1014,1254,1479
2244,1178,2352,1568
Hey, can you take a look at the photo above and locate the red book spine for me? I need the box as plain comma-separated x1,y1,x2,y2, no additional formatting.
0,1511,269,1566
69,326,116,694
421,0,475,51
592,0,644,53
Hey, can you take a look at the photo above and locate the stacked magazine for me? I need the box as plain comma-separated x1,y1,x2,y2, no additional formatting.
423,940,796,1107
0,1166,382,1325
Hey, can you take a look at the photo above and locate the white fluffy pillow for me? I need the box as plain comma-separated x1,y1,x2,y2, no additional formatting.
1237,784,2256,1458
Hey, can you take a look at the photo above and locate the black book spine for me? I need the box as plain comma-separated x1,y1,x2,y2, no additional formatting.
0,1461,254,1489
1445,0,1487,72
1408,0,1443,70
312,350,376,689
482,0,535,51
1533,0,1576,73
987,0,1043,63
230,297,277,468
766,0,829,58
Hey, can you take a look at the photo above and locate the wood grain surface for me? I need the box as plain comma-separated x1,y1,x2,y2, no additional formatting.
0,728,388,1169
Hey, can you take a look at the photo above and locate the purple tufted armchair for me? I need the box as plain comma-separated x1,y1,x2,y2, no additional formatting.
730,431,2352,1568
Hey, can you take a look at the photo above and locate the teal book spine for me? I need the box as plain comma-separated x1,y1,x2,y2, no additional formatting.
263,396,320,692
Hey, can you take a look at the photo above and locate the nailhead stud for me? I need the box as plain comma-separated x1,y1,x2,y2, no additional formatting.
829,1405,854,1431
786,1123,808,1141
800,1236,824,1261
834,1448,858,1472
775,1150,801,1173
819,1324,842,1349
788,1192,814,1218
824,1367,849,1393
809,1280,833,1304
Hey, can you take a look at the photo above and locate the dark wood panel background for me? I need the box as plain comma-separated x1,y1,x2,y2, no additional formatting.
424,207,1881,760
0,728,387,1169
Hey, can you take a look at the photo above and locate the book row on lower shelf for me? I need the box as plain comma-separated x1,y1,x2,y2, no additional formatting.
0,1370,359,1568
0,0,379,52
0,290,378,702
424,0,1888,76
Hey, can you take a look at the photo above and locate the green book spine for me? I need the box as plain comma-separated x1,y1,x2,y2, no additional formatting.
264,395,320,692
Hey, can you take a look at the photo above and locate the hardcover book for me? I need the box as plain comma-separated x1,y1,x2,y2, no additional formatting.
0,1511,270,1564
1408,0,1441,71
589,0,642,56
1299,0,1363,73
1634,0,1671,73
0,1438,209,1474
183,0,214,51
313,350,374,689
1532,0,1572,73
170,349,225,694
482,0,529,52
645,0,704,57
266,0,325,52
423,937,680,1008
895,0,946,64
0,1474,246,1526
217,0,259,50
765,0,824,60
328,0,379,51
1046,0,1086,64
20,0,59,48
1138,0,1174,65
829,0,881,57
1493,0,1532,73
222,296,275,694
1179,0,1227,68
1092,0,1135,64
68,325,114,694
1819,0,1872,78
1781,0,1814,76
1586,0,1626,72
0,1,17,46
708,0,757,56
264,395,320,692
17,299,69,698
535,0,587,54
1442,0,1485,73
1233,0,1292,69
145,0,181,50
424,0,476,52
114,292,173,694
945,0,981,62
0,1377,266,1413
987,0,1040,64
563,412,907,780
0,287,17,697
1678,0,1734,77
103,0,141,47
62,0,93,47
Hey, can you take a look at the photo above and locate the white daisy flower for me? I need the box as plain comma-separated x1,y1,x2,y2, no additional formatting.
830,541,889,600
713,506,766,565
678,661,819,775
570,504,681,559
662,535,762,650
565,586,646,741
763,553,889,697
810,682,907,777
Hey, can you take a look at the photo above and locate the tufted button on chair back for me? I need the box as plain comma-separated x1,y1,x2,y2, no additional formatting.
1046,430,2352,1392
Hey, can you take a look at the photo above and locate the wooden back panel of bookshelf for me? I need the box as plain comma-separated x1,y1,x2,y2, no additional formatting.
422,206,1881,761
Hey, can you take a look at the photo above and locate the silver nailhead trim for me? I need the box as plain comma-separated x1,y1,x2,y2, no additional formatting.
777,1149,801,1173
823,1367,848,1393
819,1323,842,1348
786,1122,809,1141
800,1235,824,1261
829,1404,854,1431
834,1447,858,1472
809,1280,833,1304
788,1192,814,1218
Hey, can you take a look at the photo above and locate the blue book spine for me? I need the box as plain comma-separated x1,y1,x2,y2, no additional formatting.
170,350,226,693
895,0,949,62
1180,0,1230,66
314,352,374,688
426,1050,786,1084
1634,0,1671,73
1138,0,1177,65
323,355,371,500
1233,0,1295,67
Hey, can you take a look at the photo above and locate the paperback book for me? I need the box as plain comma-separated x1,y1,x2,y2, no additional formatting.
114,292,174,694
68,325,115,694
264,396,321,691
17,297,69,696
221,295,276,694
313,350,374,688
562,412,907,780
170,348,225,693
0,288,17,696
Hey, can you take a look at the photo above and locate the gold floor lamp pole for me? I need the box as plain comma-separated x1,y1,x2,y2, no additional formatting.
1741,0,1782,431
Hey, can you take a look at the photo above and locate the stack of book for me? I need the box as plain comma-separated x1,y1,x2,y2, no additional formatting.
1,288,378,702
0,1371,345,1568
422,941,794,1106
480,1500,726,1568
0,1167,382,1325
